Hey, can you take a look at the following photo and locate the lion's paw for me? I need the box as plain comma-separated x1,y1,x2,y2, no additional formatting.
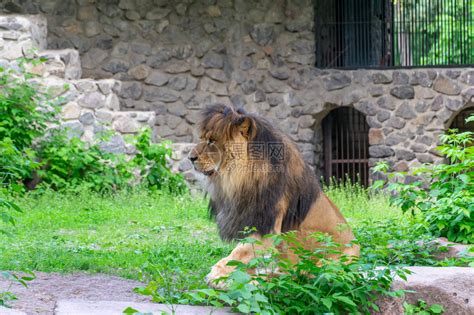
205,261,235,289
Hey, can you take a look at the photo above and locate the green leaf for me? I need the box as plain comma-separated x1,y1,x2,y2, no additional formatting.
429,304,444,314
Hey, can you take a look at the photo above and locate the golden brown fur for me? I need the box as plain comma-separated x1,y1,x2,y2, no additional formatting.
188,104,359,288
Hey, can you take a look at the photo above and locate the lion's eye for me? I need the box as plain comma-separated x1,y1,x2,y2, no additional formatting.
207,138,215,145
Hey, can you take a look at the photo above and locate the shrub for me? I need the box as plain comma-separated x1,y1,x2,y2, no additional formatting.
139,233,409,315
373,115,474,244
131,128,187,194
0,58,57,151
0,58,186,194
35,130,134,192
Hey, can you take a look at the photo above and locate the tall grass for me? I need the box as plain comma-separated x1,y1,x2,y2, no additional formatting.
323,179,400,221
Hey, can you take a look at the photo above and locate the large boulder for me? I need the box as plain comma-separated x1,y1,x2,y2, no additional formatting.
377,267,474,315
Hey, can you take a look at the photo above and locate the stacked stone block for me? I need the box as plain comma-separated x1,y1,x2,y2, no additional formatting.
2,1,473,182
0,14,155,155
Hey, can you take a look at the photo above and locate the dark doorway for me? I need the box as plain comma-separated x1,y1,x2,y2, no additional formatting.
322,107,370,187
450,107,474,132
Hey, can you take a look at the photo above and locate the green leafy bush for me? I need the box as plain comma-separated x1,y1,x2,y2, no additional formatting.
35,130,134,192
131,128,187,194
403,299,444,315
142,233,409,315
0,59,185,194
373,116,474,244
0,59,57,151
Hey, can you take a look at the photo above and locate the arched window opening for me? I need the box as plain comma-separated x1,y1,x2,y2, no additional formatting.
322,107,370,187
450,107,474,132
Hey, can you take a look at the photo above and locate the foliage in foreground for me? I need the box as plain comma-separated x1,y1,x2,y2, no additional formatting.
0,58,185,194
373,115,474,244
403,299,444,315
0,191,35,307
138,233,409,315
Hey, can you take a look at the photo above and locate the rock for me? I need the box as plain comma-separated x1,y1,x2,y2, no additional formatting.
230,94,246,108
105,94,120,111
79,112,95,125
368,86,384,97
369,145,394,158
254,89,265,103
354,100,377,116
81,48,108,70
207,5,221,17
77,6,98,21
460,70,474,86
369,128,383,145
100,134,126,154
446,70,461,79
241,79,257,95
62,102,81,120
128,64,151,80
415,101,429,113
395,149,416,161
323,73,351,91
239,57,253,70
431,95,444,111
385,133,404,146
377,96,396,110
433,75,461,95
395,102,417,119
102,58,130,74
164,62,190,74
377,110,391,122
432,238,474,260
387,117,406,129
168,75,187,91
200,77,228,96
446,98,463,111
120,82,142,100
269,68,290,80
377,267,474,315
61,121,85,138
113,116,140,134
202,52,224,69
206,69,228,82
390,86,415,99
77,92,105,109
417,153,434,163
145,71,169,86
84,21,102,37
146,8,171,20
392,71,410,85
143,87,179,102
249,23,274,46
125,10,141,21
372,72,392,84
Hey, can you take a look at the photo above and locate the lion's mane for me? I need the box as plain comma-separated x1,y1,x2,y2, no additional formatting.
200,104,321,241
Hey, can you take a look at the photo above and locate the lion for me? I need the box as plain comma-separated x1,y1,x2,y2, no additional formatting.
188,104,360,288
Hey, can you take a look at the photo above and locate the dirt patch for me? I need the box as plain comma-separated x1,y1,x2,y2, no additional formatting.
0,271,151,315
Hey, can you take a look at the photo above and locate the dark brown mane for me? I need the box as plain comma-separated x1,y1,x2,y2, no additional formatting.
200,104,321,241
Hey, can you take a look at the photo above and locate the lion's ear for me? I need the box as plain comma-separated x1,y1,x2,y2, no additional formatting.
238,117,255,140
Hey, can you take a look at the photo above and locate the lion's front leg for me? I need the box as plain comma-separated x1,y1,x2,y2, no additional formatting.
206,235,272,289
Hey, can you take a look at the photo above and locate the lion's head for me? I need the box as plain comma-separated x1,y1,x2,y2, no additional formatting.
189,104,320,241
188,104,260,178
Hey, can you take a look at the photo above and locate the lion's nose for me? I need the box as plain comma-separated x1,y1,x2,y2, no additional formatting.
188,153,198,163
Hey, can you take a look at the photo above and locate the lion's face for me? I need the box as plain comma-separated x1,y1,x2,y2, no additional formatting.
189,106,253,177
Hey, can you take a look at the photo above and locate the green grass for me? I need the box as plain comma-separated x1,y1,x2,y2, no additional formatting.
3,183,455,293
0,189,232,288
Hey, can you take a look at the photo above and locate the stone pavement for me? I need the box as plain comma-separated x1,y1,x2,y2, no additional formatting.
55,300,233,315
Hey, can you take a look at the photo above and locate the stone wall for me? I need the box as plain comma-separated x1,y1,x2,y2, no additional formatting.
0,14,155,154
1,1,474,182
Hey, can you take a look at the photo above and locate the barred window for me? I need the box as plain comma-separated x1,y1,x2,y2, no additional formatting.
314,0,474,69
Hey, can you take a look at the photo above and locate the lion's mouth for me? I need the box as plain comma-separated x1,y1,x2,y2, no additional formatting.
201,169,215,176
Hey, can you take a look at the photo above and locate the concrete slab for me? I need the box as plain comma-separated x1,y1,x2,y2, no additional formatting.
0,307,27,315
55,299,234,315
